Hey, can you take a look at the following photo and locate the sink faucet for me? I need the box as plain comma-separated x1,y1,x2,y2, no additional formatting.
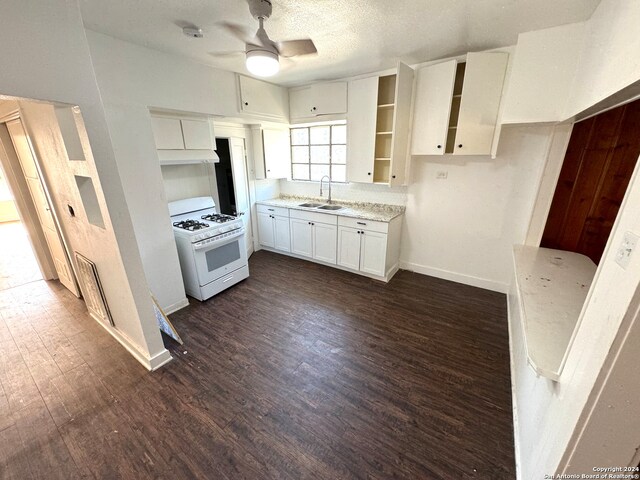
320,175,332,204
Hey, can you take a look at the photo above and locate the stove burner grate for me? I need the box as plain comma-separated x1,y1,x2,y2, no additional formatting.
201,213,236,223
173,219,210,231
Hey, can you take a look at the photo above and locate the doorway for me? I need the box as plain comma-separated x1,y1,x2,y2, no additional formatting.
541,99,640,264
0,165,42,290
214,138,237,215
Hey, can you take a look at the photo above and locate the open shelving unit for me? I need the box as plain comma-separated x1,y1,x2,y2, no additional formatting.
445,62,466,154
373,75,397,183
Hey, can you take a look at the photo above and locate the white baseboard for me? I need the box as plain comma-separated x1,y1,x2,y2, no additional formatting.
89,311,173,371
163,297,189,315
399,261,509,293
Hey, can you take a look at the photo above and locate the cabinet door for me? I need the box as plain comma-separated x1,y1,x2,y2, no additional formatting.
347,76,378,183
360,230,387,277
454,52,508,156
151,117,184,149
273,215,291,252
257,212,275,248
262,128,291,179
289,87,313,120
411,60,457,155
313,222,337,264
389,62,414,186
181,119,214,150
311,82,347,116
238,75,288,119
337,226,361,271
290,218,313,258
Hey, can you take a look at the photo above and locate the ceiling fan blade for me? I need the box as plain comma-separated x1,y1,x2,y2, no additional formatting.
208,50,244,58
276,39,317,58
219,21,254,44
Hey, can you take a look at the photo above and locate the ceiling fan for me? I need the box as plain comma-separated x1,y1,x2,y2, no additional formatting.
214,0,317,77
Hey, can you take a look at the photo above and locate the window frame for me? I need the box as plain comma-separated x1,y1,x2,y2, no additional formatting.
290,122,347,183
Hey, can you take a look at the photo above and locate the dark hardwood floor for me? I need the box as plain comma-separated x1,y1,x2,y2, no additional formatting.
0,250,515,479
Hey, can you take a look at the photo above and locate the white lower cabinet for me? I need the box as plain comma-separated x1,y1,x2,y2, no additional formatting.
338,226,387,277
257,205,290,252
258,203,402,281
290,213,337,264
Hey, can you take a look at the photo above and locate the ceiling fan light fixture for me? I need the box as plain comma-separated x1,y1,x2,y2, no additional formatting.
246,49,279,77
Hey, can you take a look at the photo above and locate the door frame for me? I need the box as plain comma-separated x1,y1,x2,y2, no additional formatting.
0,108,80,293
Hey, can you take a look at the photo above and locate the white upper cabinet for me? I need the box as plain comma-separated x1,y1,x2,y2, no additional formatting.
181,119,214,150
347,62,414,185
411,60,457,155
346,76,378,184
410,52,508,157
151,117,185,150
455,52,509,155
150,114,218,164
289,82,347,121
238,75,289,119
252,126,291,180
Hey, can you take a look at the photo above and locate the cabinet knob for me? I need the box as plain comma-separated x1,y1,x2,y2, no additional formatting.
437,145,442,149
311,107,317,111
244,102,249,106
392,175,396,179
367,172,371,176
458,144,463,148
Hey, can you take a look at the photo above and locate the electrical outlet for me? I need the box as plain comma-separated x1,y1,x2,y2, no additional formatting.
436,171,448,179
615,231,639,269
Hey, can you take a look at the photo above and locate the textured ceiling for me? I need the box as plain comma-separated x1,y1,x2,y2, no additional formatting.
79,0,601,86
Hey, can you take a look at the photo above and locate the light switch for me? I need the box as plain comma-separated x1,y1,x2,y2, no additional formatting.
436,171,448,180
615,231,639,269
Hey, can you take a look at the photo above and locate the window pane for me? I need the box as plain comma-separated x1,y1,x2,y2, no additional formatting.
291,128,309,146
292,146,310,163
311,164,330,181
310,145,330,164
332,145,346,164
292,164,310,180
310,126,330,144
332,164,346,182
332,125,347,144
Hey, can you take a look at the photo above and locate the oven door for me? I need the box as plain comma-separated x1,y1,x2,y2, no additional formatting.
192,230,247,287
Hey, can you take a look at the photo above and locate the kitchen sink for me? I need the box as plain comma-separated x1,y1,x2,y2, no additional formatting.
298,202,323,208
317,204,344,211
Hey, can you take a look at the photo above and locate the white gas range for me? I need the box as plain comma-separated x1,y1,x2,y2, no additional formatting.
169,196,249,301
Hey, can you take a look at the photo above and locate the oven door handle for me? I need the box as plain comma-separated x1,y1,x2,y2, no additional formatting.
193,228,245,251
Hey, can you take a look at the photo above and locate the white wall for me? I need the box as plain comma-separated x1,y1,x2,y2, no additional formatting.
160,164,219,205
85,31,241,313
279,180,407,206
0,1,170,369
400,125,554,292
566,0,640,117
509,157,640,477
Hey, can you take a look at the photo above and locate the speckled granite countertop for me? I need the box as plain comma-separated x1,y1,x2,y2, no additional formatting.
256,195,405,222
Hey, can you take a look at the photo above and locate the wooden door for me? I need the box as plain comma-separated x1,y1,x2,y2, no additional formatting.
6,118,80,296
541,99,640,264
453,52,508,156
229,137,251,251
312,222,337,264
273,216,291,252
337,226,361,270
389,62,414,186
257,212,275,248
411,60,457,156
360,230,387,277
290,218,313,258
347,76,378,183
262,128,290,179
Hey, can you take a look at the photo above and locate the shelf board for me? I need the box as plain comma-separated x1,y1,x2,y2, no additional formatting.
452,94,462,98
376,131,393,135
377,103,395,109
374,157,391,161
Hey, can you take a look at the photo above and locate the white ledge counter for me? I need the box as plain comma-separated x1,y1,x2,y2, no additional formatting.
511,245,597,381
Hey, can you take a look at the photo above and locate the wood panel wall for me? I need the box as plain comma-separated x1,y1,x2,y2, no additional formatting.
541,100,640,264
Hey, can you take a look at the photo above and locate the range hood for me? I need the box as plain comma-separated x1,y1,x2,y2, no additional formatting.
157,148,220,166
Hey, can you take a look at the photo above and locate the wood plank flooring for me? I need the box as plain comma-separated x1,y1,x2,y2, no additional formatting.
0,250,515,479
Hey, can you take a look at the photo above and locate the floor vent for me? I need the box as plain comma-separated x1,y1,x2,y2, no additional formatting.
75,252,114,327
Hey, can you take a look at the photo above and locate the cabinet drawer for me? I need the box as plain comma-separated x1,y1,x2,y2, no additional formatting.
338,216,389,234
289,209,338,225
257,204,289,217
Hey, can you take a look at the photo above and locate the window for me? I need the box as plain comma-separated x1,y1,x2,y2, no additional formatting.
291,124,347,182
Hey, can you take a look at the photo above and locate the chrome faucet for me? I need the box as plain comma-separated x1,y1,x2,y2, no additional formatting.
320,175,332,204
